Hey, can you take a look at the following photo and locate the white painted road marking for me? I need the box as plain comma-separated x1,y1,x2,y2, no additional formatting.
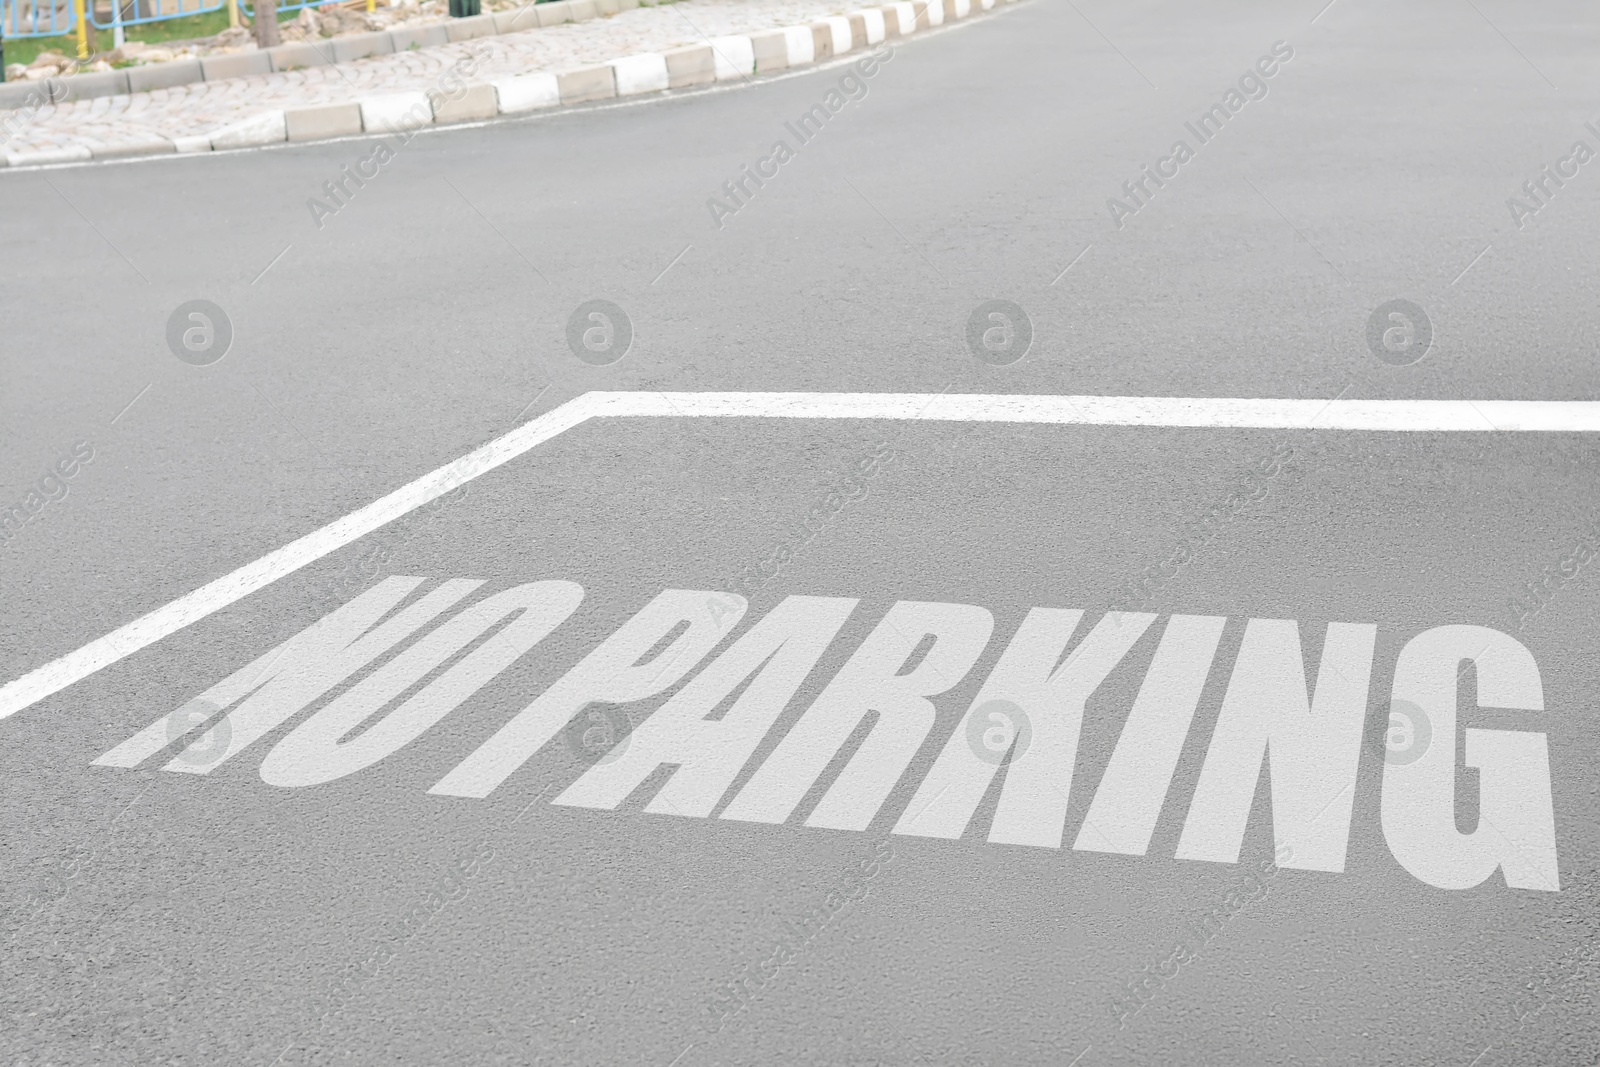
100,578,1564,891
4,389,1600,721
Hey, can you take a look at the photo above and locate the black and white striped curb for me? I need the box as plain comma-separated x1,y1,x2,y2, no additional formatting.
0,0,1012,167
0,0,659,110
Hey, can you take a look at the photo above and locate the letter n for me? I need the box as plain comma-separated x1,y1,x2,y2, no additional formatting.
94,576,483,774
1174,618,1377,872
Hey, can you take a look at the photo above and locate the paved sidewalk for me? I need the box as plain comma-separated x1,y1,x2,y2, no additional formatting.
0,0,911,162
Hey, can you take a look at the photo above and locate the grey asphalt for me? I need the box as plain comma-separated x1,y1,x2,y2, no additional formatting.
3,0,1600,1064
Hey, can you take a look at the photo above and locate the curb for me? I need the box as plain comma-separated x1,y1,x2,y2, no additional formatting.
0,0,771,112
0,0,595,111
0,0,1012,167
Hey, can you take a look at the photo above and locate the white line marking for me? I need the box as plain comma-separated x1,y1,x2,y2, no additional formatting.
0,392,601,722
582,392,1600,432
4,389,1600,721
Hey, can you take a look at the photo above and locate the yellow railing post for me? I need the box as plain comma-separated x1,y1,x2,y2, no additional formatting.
367,0,375,14
228,0,240,29
74,0,88,57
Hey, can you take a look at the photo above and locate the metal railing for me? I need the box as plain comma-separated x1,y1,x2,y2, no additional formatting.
2,0,238,40
2,0,380,47
86,0,225,30
237,0,343,22
2,0,77,38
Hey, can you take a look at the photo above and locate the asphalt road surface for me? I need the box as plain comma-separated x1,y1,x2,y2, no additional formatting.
3,1,1600,1065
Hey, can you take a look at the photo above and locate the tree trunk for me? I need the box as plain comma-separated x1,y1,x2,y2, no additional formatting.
254,0,280,48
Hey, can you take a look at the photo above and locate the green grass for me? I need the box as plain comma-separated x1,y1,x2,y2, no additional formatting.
3,5,296,70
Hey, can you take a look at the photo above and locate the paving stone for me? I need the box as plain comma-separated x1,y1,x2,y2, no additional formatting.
201,52,274,81
286,102,363,140
749,30,788,73
0,0,951,157
810,21,834,61
5,144,91,165
361,91,433,131
431,82,498,122
332,32,395,63
210,109,287,147
492,5,540,32
708,34,753,79
663,44,715,87
610,52,668,94
557,64,615,103
59,70,128,101
493,71,560,111
819,15,851,53
881,1,914,34
92,136,175,158
270,42,336,72
127,58,203,92
389,24,450,51
536,1,573,26
445,13,498,41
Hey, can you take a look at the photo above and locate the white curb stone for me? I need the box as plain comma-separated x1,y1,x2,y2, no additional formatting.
493,72,560,113
821,16,852,54
209,110,287,149
361,92,434,133
857,8,886,43
1,0,1009,164
5,145,91,166
707,35,755,80
783,24,816,64
92,136,176,159
609,52,670,96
